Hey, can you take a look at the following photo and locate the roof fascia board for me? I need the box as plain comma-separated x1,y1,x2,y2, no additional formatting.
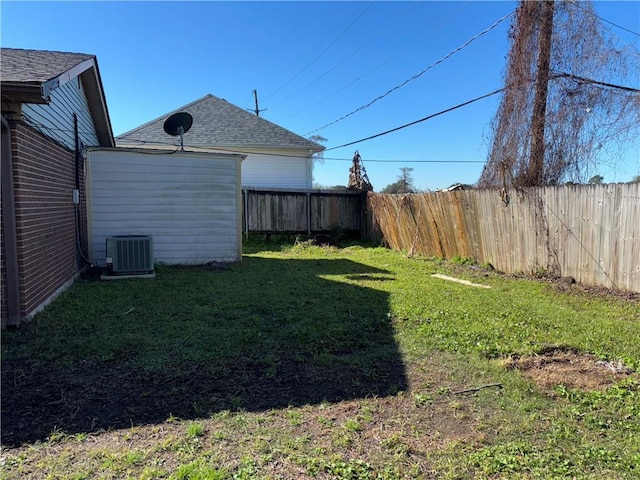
205,144,325,155
80,60,115,147
0,83,47,104
51,58,95,95
41,78,59,101
87,145,246,160
116,141,322,157
1,54,115,147
2,59,95,103
39,58,96,101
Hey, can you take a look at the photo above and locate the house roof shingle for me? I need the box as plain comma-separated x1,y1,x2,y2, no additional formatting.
116,94,324,152
1,47,114,147
1,48,94,84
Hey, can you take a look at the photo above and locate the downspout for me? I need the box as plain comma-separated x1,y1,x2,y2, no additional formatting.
73,113,90,266
74,113,80,189
1,115,22,327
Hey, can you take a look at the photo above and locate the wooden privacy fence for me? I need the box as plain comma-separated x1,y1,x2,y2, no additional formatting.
243,188,363,236
365,183,640,292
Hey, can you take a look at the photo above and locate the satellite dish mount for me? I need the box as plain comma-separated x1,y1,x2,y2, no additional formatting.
163,112,193,151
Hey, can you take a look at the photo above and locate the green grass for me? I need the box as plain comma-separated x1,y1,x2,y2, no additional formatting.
2,242,638,479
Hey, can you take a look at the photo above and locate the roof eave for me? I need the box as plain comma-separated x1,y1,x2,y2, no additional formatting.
204,143,326,154
87,145,247,160
79,59,115,147
1,56,115,148
115,139,325,154
0,82,47,104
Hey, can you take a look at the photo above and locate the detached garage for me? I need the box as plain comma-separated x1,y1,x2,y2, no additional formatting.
86,148,244,268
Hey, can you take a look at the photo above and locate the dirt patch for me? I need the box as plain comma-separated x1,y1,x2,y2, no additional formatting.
453,263,640,304
1,353,409,448
1,358,487,479
506,349,634,393
546,278,640,302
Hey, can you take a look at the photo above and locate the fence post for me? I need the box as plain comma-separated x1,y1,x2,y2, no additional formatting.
244,188,249,240
306,191,311,236
359,192,365,240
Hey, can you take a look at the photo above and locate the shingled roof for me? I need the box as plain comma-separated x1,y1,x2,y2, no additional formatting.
116,94,324,152
1,48,94,85
1,47,114,146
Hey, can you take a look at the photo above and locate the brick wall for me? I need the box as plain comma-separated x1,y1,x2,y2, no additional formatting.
1,207,6,324
10,123,87,318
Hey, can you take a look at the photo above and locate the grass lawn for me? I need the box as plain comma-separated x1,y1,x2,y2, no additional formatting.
1,240,639,479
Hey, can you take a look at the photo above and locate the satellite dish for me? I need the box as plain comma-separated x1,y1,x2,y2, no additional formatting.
163,112,193,150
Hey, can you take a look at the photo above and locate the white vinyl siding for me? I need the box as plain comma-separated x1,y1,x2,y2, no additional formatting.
242,153,312,189
87,149,242,265
22,77,99,150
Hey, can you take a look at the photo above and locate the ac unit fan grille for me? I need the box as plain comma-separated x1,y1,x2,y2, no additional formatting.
106,236,154,275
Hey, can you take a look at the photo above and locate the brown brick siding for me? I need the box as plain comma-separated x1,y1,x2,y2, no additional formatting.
1,207,7,324
10,122,88,318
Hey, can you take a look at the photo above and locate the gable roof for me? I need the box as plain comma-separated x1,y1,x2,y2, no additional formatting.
116,94,324,153
1,47,114,147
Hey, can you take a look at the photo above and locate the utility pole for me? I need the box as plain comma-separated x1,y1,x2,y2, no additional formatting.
249,89,266,117
528,0,555,186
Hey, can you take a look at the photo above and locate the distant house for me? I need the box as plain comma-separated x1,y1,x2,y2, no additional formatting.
1,47,114,327
116,94,325,190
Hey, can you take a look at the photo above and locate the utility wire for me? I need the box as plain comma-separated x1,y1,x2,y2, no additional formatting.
22,113,177,154
112,139,487,163
323,71,639,152
323,157,485,163
325,88,504,151
22,112,97,139
276,1,420,106
555,72,640,93
263,1,375,102
281,1,472,121
114,140,323,159
305,9,515,136
569,0,640,37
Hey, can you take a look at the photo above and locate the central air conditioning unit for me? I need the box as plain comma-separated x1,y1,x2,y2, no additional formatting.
106,235,154,275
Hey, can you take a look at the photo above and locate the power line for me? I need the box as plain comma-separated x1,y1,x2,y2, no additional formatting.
20,113,184,158
323,157,485,163
555,72,640,93
21,113,97,140
102,138,488,164
305,9,515,136
281,1,472,122
263,1,375,102
325,88,504,152
275,1,420,106
323,70,639,153
570,1,640,37
115,139,325,159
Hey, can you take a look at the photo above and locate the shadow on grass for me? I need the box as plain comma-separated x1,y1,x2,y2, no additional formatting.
1,255,406,447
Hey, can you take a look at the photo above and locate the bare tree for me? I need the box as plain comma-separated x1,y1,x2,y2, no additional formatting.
308,134,327,164
479,0,640,188
309,135,328,187
381,167,415,194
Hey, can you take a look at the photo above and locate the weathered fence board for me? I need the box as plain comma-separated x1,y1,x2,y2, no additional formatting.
243,188,362,235
365,183,640,292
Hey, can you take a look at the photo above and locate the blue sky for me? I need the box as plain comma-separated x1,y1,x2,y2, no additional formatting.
2,1,639,191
